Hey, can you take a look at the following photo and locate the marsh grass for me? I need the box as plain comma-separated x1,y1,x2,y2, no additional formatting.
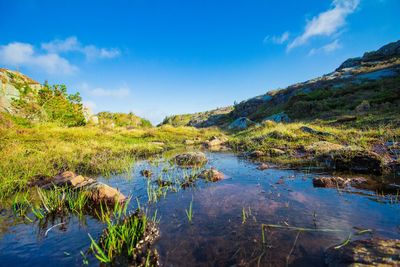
89,199,150,264
0,120,222,199
185,198,193,223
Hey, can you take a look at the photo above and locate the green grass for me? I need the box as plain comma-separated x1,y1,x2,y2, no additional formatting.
89,199,151,264
185,198,193,223
0,117,224,198
229,120,399,167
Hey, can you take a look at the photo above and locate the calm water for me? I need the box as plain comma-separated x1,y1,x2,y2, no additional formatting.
0,152,399,266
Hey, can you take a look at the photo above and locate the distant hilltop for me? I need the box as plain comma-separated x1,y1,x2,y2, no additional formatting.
161,40,400,129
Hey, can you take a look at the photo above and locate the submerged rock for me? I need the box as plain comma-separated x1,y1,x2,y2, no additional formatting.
173,152,208,167
248,150,266,158
85,182,126,204
140,169,153,178
199,168,224,182
257,163,269,170
313,177,349,188
313,176,370,189
325,238,400,266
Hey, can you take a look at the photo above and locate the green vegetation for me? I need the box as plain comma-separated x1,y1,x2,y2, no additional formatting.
89,199,153,265
0,114,223,198
12,81,86,127
230,120,399,167
185,198,193,223
97,111,152,128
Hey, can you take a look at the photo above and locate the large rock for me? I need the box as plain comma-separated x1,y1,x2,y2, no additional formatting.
173,152,208,167
325,238,400,266
263,112,291,123
198,168,224,182
43,171,126,204
228,117,256,130
204,136,228,148
313,176,368,189
318,149,384,174
86,183,126,204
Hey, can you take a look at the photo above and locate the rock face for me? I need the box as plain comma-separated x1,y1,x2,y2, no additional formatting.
199,168,224,182
325,238,400,267
0,68,42,112
173,152,208,167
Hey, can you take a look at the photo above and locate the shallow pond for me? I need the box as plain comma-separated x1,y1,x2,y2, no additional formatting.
0,152,399,266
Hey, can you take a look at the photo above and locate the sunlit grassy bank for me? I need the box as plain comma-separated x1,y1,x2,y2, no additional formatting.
0,115,223,198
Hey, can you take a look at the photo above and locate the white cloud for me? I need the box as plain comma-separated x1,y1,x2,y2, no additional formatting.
309,39,342,55
41,36,120,60
288,0,359,51
0,42,78,74
264,31,290,45
79,82,131,98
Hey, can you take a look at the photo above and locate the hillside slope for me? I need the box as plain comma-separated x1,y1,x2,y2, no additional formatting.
161,40,400,129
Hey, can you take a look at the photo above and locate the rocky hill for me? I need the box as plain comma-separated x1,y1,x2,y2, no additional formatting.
0,68,42,113
161,40,400,129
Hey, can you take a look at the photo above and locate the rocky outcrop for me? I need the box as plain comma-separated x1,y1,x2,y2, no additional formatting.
173,152,208,167
325,238,400,266
228,117,256,130
257,163,269,170
263,112,291,123
0,68,41,112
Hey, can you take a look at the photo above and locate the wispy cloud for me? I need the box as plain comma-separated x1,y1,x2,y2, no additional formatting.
79,82,131,98
308,39,342,55
287,0,359,51
0,42,77,74
264,31,290,44
41,36,120,60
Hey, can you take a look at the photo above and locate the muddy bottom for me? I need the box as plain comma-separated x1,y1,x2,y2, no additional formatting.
0,152,399,266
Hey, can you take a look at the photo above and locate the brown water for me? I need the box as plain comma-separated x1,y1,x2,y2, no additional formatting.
0,152,399,266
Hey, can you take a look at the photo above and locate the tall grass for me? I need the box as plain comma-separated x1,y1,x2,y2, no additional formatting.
89,199,150,264
0,120,223,199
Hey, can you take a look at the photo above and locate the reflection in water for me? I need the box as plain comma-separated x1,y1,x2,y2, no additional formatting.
0,152,399,266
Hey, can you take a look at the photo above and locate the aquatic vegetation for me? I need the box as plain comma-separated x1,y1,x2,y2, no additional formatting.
185,199,193,223
89,200,152,264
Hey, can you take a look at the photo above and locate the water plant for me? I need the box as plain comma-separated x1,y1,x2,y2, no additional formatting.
185,198,193,223
89,201,149,264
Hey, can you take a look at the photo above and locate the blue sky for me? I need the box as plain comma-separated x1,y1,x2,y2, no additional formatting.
0,0,399,124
